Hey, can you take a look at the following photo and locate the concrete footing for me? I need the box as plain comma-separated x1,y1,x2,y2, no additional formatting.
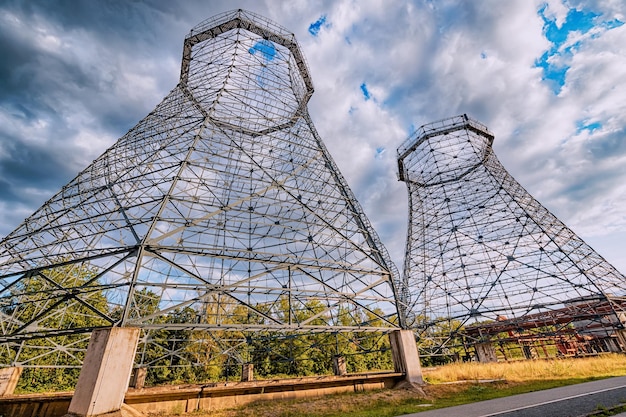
333,356,347,376
241,363,254,382
67,327,140,417
475,342,498,363
129,367,147,389
0,367,22,397
389,330,423,386
616,330,626,352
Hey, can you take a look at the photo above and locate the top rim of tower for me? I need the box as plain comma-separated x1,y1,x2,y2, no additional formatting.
180,9,314,98
190,9,294,40
397,114,494,180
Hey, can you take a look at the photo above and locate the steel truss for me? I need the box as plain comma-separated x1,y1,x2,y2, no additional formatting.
0,10,403,376
398,114,626,359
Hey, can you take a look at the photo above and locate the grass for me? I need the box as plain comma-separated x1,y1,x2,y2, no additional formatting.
149,354,626,417
587,403,626,416
422,353,626,382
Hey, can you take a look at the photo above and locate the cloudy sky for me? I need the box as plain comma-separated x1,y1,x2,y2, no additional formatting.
1,0,625,274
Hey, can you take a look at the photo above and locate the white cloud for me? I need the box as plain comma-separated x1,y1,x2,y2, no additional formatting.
543,0,571,28
1,0,626,277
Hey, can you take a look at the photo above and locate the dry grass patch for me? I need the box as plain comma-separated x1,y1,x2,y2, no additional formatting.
186,388,425,417
423,354,626,383
176,382,523,417
152,354,626,417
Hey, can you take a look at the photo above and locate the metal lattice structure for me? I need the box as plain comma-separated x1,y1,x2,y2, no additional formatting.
0,10,403,373
398,114,626,359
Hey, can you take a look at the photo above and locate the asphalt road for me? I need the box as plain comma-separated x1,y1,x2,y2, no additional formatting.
397,376,626,417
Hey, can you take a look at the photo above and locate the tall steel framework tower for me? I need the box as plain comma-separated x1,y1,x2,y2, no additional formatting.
398,114,626,360
0,10,403,375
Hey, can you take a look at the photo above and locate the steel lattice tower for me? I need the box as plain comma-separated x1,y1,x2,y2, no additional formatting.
398,114,626,359
0,10,403,373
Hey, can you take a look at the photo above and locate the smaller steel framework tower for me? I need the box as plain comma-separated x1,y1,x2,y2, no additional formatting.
398,114,626,361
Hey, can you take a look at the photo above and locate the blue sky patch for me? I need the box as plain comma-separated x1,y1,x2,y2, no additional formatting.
535,54,568,95
360,83,371,100
576,119,602,133
249,40,276,61
375,147,386,159
309,15,328,36
540,6,599,44
536,4,622,95
603,19,624,30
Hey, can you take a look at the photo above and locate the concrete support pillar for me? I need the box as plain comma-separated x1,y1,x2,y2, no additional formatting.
67,327,140,417
0,367,23,396
333,355,347,376
241,363,254,382
607,337,621,353
616,330,626,352
129,367,147,389
522,344,537,360
389,330,423,386
475,342,498,363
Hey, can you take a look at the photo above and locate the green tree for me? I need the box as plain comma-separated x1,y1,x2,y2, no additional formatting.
0,262,111,392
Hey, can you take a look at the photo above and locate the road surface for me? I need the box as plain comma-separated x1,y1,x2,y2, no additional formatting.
397,376,626,417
